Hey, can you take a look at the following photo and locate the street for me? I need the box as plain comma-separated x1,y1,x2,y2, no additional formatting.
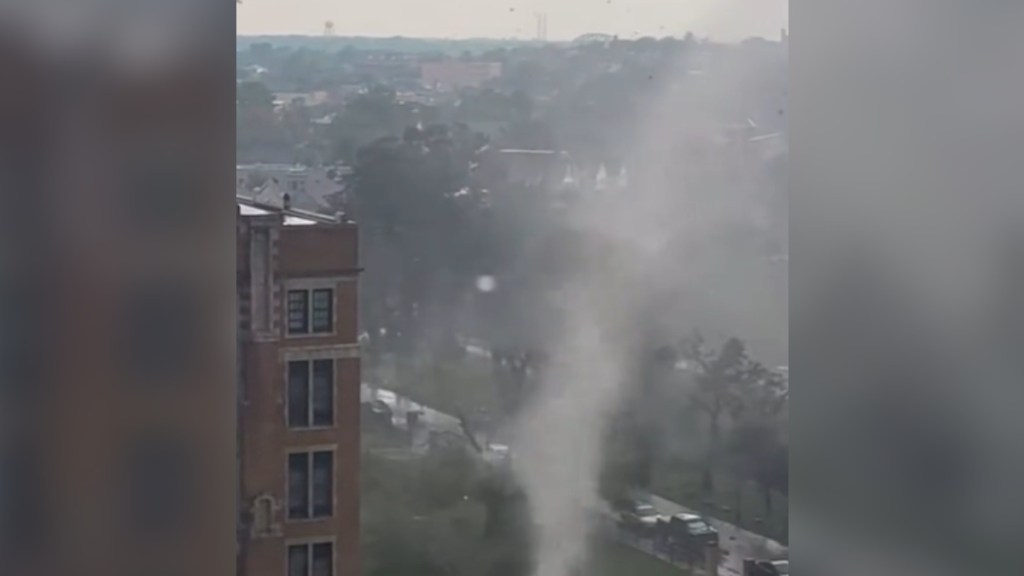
362,381,788,575
635,491,788,575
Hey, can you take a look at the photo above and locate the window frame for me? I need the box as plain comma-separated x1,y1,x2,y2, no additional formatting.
286,358,335,430
286,447,335,521
285,287,335,337
286,539,335,576
287,290,310,335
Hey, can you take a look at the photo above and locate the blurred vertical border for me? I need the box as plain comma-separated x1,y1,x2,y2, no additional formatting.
792,0,1024,575
0,2,236,576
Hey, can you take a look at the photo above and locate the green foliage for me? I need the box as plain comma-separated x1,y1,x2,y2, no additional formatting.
651,460,788,544
585,541,691,576
361,449,534,576
600,334,788,543
236,80,274,108
351,123,493,356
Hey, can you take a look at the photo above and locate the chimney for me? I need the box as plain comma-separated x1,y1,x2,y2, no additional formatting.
282,193,292,211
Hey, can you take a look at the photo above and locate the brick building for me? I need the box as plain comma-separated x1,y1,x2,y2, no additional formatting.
236,196,361,576
420,61,503,90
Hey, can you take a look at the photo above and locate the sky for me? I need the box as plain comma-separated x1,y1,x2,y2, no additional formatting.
236,0,788,42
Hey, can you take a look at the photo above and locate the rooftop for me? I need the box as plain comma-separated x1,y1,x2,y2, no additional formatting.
237,163,309,174
498,149,564,155
236,194,347,226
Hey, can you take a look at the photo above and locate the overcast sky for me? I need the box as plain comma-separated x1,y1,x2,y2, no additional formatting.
237,0,788,42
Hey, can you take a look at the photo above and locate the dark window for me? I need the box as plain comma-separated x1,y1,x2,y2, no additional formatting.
311,289,333,333
288,542,333,576
311,360,334,427
288,544,309,576
287,291,309,334
287,453,309,520
287,361,310,428
288,450,333,520
312,452,333,518
312,542,333,576
288,360,333,429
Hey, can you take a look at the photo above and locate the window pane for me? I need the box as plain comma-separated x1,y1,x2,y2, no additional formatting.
287,361,310,428
288,453,309,519
287,291,309,334
312,542,333,576
311,289,333,333
288,544,309,576
312,360,333,427
312,451,333,518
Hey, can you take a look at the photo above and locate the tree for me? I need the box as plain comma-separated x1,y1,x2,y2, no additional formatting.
678,333,767,492
351,123,491,357
728,420,787,517
236,80,274,108
491,347,546,418
361,449,532,576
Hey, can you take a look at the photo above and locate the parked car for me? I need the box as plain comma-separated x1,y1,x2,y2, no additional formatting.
657,513,719,558
743,558,789,576
615,500,663,533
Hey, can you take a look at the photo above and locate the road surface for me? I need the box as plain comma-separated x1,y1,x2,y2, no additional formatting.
361,383,507,459
637,491,788,575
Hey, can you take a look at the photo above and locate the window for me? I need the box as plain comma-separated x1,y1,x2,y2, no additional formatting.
287,450,333,520
287,289,334,335
287,359,334,429
311,290,333,333
287,291,309,334
288,542,333,576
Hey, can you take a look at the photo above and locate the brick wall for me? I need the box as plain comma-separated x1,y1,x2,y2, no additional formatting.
238,215,361,576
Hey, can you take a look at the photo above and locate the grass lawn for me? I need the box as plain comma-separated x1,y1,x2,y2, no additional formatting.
377,356,505,422
585,542,690,576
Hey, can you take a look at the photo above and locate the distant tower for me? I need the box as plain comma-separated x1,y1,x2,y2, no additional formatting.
535,13,548,41
324,21,336,36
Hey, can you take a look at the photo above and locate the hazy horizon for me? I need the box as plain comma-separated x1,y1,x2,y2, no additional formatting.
237,0,788,42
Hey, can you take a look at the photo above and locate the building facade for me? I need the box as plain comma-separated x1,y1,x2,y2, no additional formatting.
420,61,503,90
236,197,361,576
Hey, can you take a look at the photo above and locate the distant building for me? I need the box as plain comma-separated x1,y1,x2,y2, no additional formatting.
272,91,330,109
236,195,362,576
420,61,503,90
241,64,270,80
478,148,577,189
237,164,349,215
